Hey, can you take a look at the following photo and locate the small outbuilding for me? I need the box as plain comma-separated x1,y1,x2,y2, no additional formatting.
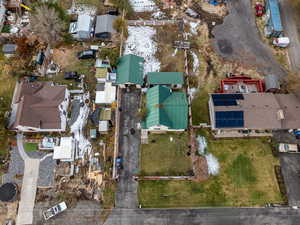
99,120,109,133
95,82,116,105
53,137,75,162
94,14,117,39
2,44,17,57
69,14,92,40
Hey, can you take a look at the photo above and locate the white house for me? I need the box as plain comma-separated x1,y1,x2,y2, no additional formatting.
53,137,75,162
95,82,116,105
69,14,92,40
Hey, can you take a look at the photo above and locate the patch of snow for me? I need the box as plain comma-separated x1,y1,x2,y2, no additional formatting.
190,21,200,35
67,4,97,16
191,51,200,73
188,88,197,100
152,10,166,19
172,48,178,57
186,8,198,18
197,135,207,155
130,0,157,12
70,93,92,159
125,26,160,75
205,153,220,176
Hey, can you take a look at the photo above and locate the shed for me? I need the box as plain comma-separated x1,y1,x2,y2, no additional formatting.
95,15,117,39
147,72,184,88
53,137,74,162
116,54,144,88
265,0,283,37
90,129,97,139
100,108,112,121
2,44,17,55
264,74,280,93
99,120,109,133
70,14,92,39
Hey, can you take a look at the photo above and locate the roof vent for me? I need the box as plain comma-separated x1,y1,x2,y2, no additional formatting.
277,109,284,120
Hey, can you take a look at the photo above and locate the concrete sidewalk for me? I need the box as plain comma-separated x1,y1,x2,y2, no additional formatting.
16,158,40,225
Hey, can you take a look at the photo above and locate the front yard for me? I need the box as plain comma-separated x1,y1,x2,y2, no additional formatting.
139,129,283,207
24,143,38,152
140,133,192,176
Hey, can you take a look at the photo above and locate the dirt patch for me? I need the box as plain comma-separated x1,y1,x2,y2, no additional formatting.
189,1,224,38
52,47,81,70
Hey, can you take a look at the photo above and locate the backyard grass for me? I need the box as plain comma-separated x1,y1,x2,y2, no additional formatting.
191,88,210,125
139,129,283,207
24,143,38,152
140,133,192,176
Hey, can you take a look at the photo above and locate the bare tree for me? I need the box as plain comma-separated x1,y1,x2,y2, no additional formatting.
29,4,65,46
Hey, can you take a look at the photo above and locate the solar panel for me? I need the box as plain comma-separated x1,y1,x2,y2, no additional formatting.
212,94,244,106
215,111,244,128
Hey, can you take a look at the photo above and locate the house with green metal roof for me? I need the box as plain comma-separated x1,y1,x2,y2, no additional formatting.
116,54,144,88
143,86,188,131
147,72,184,89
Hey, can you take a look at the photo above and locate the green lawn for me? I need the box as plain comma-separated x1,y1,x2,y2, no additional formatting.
139,129,283,207
24,143,38,152
191,89,210,125
140,133,192,176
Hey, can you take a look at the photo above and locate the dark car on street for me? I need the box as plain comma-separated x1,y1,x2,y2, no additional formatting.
64,71,79,80
77,50,96,59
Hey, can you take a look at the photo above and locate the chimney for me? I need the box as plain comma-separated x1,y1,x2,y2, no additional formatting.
277,109,284,120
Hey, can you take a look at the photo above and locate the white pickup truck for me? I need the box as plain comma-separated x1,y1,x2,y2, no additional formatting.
278,143,300,153
43,202,67,220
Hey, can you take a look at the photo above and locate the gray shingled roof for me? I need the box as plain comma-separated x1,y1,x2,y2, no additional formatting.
95,15,117,34
2,44,17,54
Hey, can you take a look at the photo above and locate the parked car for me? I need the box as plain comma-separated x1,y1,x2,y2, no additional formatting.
255,3,265,17
273,37,290,48
43,202,67,220
116,156,123,169
278,143,300,153
77,50,96,59
64,71,79,80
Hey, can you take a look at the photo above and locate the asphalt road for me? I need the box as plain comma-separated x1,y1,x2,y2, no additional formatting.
115,89,141,209
212,0,286,77
104,207,300,225
279,0,300,72
280,154,300,206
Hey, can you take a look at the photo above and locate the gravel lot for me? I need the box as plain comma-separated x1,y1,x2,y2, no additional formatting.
212,0,286,77
3,146,55,187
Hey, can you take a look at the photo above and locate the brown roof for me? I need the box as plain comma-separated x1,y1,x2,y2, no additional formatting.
212,93,300,130
12,81,67,130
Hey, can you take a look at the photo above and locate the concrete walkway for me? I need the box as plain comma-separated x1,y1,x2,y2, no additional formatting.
16,133,41,225
16,133,29,160
16,158,40,225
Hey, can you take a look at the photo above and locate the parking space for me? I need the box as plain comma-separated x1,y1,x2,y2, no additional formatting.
279,153,300,206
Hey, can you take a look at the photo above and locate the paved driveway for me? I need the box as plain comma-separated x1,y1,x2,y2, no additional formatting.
280,154,300,206
212,0,286,77
280,0,300,72
115,89,141,209
104,208,300,225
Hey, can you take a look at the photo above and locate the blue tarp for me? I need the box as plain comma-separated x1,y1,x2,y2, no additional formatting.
267,0,283,32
